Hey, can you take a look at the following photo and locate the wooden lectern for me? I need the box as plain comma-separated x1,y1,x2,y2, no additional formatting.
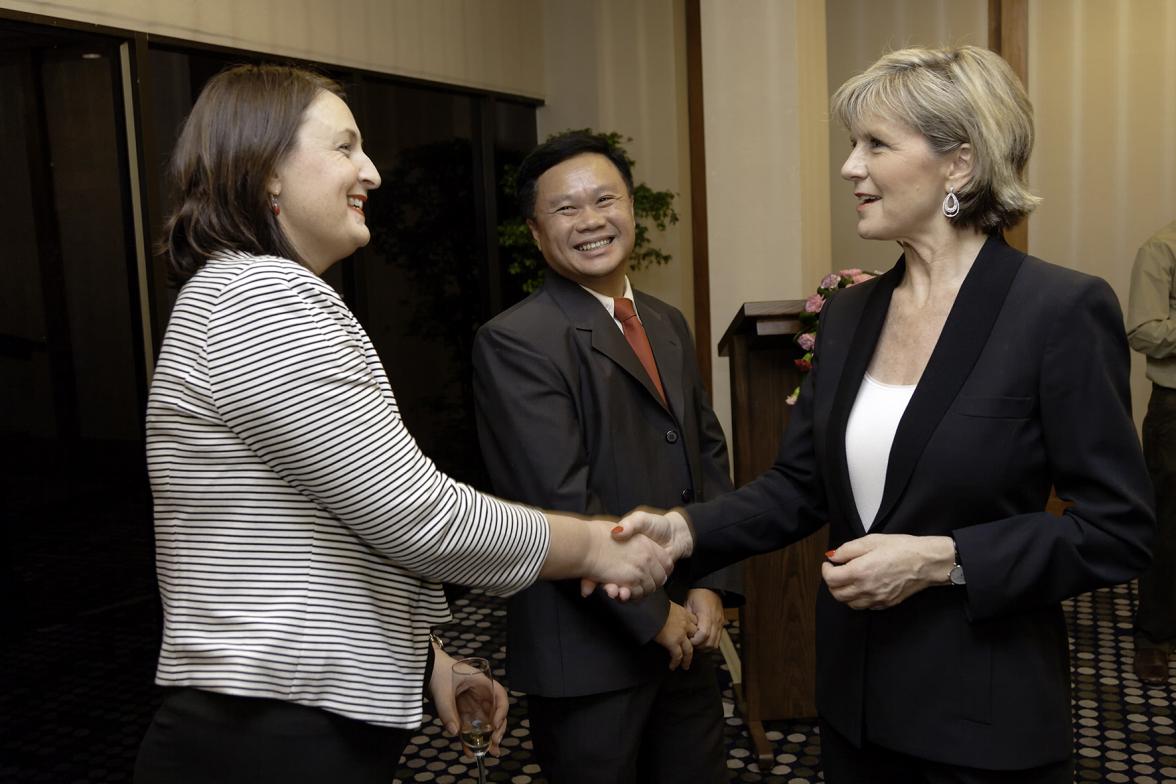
718,300,828,764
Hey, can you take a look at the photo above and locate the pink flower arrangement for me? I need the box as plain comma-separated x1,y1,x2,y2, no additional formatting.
787,267,880,405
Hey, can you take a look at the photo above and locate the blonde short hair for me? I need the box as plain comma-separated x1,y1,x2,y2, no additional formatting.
831,45,1040,233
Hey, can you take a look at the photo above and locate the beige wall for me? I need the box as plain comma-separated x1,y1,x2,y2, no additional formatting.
2,0,545,97
1028,0,1176,427
824,0,988,276
17,0,1171,433
700,0,831,443
536,0,695,327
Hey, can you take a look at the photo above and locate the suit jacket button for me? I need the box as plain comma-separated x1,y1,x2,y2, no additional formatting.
681,489,693,503
665,430,679,443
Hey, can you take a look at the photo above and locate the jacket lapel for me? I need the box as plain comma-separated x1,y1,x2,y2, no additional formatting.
828,263,903,536
544,271,670,410
871,235,1025,529
637,298,684,418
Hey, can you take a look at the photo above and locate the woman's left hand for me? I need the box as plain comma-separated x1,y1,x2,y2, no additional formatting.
822,534,955,610
428,645,510,757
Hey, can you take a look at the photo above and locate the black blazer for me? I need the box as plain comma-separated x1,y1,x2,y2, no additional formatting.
473,270,741,698
685,236,1154,769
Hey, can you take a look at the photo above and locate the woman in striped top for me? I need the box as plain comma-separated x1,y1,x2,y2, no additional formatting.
133,65,674,784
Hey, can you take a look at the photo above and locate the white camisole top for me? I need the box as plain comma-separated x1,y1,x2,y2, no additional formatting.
844,372,917,530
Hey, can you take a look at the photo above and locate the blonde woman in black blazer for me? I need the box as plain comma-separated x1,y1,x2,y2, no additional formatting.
617,46,1154,783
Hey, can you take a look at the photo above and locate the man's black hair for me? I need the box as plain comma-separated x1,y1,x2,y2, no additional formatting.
515,131,635,220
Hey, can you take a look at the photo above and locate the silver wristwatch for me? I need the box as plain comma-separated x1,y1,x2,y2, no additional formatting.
948,543,965,586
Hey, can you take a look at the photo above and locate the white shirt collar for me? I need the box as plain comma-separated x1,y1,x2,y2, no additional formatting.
579,277,636,331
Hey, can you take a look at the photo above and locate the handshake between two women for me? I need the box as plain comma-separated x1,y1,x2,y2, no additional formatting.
593,507,958,612
563,507,695,601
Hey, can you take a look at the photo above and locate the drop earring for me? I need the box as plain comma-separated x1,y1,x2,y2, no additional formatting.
942,187,960,219
269,193,280,216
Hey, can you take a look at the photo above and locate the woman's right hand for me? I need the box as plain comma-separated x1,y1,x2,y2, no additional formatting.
578,518,674,600
541,512,674,599
612,508,695,560
578,508,696,600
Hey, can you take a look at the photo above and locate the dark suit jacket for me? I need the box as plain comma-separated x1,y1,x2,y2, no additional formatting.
472,270,741,698
685,236,1154,769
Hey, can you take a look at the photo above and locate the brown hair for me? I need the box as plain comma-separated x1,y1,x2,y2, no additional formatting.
831,46,1040,233
162,64,344,284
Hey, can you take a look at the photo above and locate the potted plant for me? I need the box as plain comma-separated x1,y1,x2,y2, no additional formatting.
787,268,880,405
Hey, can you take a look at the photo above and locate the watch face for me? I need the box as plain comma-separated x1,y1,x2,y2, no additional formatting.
949,564,966,586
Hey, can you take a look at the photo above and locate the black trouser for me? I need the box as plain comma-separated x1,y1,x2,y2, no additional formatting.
526,652,726,784
1137,383,1176,649
134,689,413,784
819,719,1072,784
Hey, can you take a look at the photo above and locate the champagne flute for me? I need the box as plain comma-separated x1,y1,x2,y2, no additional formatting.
452,657,496,784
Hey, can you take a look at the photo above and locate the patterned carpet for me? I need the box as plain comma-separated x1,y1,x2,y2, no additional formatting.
1,582,1174,783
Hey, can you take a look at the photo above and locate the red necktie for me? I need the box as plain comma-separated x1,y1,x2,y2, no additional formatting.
613,297,667,407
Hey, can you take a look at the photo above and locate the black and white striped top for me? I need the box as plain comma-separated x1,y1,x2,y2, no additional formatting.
146,252,549,728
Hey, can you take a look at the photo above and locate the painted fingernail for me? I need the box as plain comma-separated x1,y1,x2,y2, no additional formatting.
612,525,624,534
825,550,836,558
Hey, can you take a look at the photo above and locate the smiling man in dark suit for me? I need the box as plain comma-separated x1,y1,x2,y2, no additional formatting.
471,131,740,784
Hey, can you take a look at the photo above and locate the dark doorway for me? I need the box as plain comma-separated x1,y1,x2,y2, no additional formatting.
1,27,153,620
0,19,160,784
